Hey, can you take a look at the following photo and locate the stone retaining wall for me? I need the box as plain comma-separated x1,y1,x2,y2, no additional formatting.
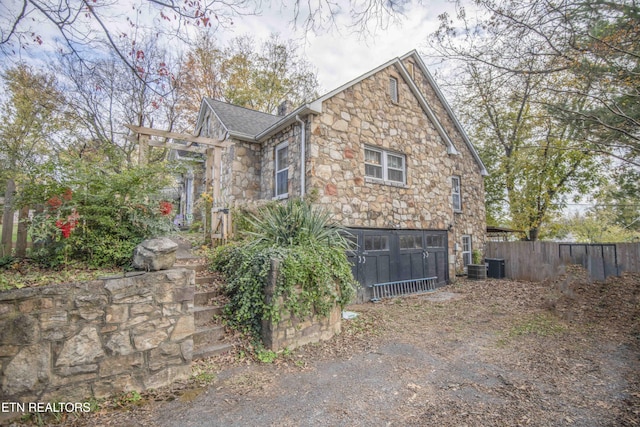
261,260,342,351
0,269,195,403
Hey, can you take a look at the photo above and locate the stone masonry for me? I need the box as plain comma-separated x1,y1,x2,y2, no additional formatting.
261,260,342,352
0,269,195,403
261,64,486,276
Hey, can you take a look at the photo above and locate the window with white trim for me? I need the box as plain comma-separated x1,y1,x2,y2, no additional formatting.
389,77,398,103
452,176,462,211
275,142,288,198
462,235,472,269
364,146,406,184
407,62,415,79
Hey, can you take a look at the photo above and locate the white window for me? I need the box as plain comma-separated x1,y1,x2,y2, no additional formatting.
462,235,472,268
364,147,405,184
275,142,288,198
389,77,398,103
452,176,462,211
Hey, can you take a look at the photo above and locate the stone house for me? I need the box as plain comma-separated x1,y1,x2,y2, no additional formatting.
189,50,488,300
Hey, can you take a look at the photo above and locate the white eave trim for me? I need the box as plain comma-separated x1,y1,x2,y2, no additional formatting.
256,100,322,141
393,61,459,156
402,51,489,176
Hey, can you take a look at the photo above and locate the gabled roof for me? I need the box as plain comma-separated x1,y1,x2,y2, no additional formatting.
201,98,281,140
400,51,488,176
199,50,487,175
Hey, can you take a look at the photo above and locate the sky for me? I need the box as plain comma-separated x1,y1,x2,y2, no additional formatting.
219,0,461,92
0,0,464,94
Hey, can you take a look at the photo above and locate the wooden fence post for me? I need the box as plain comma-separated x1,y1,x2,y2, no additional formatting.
1,178,16,257
15,206,29,258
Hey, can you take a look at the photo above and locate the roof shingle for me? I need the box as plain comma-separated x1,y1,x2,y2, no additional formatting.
205,98,280,137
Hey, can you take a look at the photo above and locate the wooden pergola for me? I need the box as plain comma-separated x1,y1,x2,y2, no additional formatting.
125,124,234,244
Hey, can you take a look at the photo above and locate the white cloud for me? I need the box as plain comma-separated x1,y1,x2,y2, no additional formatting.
219,1,459,92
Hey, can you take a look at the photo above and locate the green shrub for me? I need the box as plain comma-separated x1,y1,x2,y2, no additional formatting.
25,162,176,268
244,198,352,249
210,199,357,338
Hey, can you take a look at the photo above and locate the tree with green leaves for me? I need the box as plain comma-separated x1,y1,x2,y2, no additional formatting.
0,64,67,255
428,0,635,240
221,34,319,114
432,0,639,166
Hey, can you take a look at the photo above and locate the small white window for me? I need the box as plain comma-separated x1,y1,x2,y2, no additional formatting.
452,176,462,211
462,235,472,269
275,142,288,198
407,62,415,79
389,77,398,103
364,146,405,184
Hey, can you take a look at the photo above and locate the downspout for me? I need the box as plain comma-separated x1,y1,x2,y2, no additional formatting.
295,115,306,198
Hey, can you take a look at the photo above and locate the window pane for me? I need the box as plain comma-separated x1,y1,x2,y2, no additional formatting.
387,154,403,169
276,146,287,169
426,235,443,248
365,149,381,165
276,170,288,196
365,164,383,179
462,236,471,252
365,235,389,251
387,168,404,182
401,235,423,249
389,77,398,102
453,194,461,211
452,176,461,210
399,235,412,249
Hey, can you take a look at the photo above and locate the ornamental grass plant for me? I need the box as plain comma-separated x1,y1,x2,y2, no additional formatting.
210,198,357,338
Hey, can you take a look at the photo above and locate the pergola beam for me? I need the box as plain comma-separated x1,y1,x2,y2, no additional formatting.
124,124,230,148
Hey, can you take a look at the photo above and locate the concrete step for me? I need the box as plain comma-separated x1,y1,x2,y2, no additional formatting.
193,325,226,347
194,290,223,306
193,305,223,326
193,343,234,360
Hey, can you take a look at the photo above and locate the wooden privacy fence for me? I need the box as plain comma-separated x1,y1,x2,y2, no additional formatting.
484,241,640,282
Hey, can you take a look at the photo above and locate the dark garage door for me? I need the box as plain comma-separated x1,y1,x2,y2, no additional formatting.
346,228,448,301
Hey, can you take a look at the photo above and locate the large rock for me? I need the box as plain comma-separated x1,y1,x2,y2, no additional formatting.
132,237,178,271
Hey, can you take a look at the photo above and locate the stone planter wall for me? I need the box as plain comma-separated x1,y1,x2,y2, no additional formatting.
261,260,342,352
0,269,195,403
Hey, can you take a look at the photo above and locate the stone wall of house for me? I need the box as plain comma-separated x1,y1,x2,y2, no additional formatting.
201,114,263,206
0,269,195,403
261,260,341,352
403,58,487,273
260,118,310,200
306,64,486,277
223,140,262,204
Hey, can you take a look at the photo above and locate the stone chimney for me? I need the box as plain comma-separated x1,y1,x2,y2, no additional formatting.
277,100,289,116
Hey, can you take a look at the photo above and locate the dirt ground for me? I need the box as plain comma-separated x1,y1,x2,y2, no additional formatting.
17,268,640,426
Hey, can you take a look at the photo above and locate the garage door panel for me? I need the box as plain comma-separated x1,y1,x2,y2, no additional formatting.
348,228,448,294
363,254,390,285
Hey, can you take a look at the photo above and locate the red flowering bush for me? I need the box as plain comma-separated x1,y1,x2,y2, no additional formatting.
159,200,173,216
28,164,176,268
46,195,62,210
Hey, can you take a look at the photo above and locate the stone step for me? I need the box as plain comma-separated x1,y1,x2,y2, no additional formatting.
193,343,234,360
174,263,208,272
195,275,218,285
193,305,223,326
194,290,223,306
193,325,226,347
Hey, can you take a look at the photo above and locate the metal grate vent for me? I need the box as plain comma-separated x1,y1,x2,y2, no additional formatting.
369,277,437,302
